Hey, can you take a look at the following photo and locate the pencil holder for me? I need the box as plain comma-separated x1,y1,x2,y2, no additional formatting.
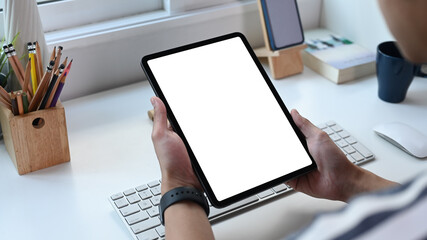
0,103,70,175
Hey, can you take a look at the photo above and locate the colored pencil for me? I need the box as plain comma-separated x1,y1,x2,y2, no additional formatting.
50,59,72,108
39,68,60,110
10,92,19,116
46,61,66,108
22,92,29,113
16,91,24,115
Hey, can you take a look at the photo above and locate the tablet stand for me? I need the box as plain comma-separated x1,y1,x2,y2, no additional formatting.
254,44,307,80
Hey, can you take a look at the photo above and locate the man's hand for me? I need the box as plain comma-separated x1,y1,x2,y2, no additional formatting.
151,96,202,194
287,110,397,202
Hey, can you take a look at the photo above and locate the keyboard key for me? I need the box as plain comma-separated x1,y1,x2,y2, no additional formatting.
331,125,343,132
139,199,152,210
120,204,140,217
344,145,356,154
123,188,136,196
139,190,152,200
136,184,148,192
208,195,258,219
346,136,357,144
111,193,124,200
336,139,348,148
329,133,341,141
350,152,364,162
131,217,161,234
150,195,161,206
127,193,141,204
114,198,129,208
126,211,149,225
326,121,336,126
147,206,160,217
147,180,160,188
317,123,327,129
150,186,161,196
338,130,350,138
323,128,334,135
272,184,288,193
156,225,166,238
136,228,159,240
257,189,274,199
353,142,373,158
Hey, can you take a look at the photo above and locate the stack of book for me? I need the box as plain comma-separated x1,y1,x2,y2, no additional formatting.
301,29,375,84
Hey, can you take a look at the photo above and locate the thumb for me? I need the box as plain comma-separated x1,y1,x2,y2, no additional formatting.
291,109,318,139
151,96,168,139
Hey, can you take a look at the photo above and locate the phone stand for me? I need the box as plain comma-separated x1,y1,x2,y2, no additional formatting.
254,44,307,80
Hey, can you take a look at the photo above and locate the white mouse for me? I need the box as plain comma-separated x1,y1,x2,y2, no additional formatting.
373,122,427,159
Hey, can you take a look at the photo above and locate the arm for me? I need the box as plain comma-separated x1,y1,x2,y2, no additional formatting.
287,109,398,202
151,96,214,240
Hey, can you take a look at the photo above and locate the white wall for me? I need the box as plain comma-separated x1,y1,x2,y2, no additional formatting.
320,0,394,52
44,0,321,101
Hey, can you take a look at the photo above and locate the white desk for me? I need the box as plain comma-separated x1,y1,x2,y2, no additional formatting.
1,66,427,240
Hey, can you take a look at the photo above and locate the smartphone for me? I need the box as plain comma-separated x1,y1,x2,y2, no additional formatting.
260,0,304,51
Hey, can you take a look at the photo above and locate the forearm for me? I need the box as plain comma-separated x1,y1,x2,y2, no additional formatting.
164,201,214,240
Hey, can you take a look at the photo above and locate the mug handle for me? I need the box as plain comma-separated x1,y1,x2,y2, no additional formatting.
415,65,427,78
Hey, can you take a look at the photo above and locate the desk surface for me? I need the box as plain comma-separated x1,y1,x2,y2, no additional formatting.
1,66,427,240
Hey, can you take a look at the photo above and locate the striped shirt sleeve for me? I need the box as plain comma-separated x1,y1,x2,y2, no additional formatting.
287,171,427,240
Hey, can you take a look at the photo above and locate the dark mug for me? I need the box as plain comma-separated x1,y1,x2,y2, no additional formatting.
376,41,427,103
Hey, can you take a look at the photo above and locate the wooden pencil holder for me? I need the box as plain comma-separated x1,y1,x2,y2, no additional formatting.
254,44,307,80
0,103,70,175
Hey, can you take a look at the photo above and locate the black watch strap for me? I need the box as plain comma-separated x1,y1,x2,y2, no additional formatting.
159,186,210,225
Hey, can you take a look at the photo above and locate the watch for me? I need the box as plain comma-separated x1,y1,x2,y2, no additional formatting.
159,186,210,225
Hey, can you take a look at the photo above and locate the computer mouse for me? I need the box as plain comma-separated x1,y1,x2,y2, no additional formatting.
373,122,427,158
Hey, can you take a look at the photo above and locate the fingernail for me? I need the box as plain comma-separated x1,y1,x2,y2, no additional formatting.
150,97,156,107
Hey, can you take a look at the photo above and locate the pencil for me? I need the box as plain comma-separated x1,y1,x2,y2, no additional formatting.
8,44,25,87
39,68,60,110
23,58,33,101
32,43,42,88
53,46,63,73
50,59,72,108
28,43,38,94
0,85,11,104
16,91,24,115
0,95,12,110
50,46,56,62
10,92,19,116
35,42,44,78
3,45,24,88
28,60,55,112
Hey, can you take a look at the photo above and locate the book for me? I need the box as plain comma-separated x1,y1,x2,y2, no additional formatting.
301,29,375,84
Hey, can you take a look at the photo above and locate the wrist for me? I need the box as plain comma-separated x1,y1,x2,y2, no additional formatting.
161,177,201,195
342,167,398,202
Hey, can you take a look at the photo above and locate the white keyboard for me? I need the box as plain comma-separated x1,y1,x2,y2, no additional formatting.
109,121,374,240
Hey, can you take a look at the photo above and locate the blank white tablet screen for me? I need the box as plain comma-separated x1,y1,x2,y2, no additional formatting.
147,36,312,201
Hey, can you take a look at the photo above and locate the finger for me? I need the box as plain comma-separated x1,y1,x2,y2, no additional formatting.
151,97,168,140
291,109,319,138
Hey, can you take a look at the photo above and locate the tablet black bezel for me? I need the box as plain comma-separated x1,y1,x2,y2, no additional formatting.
140,32,316,208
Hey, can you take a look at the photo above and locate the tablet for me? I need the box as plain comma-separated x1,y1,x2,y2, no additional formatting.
141,32,316,208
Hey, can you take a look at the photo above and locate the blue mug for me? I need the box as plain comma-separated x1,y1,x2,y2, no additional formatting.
376,41,427,103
